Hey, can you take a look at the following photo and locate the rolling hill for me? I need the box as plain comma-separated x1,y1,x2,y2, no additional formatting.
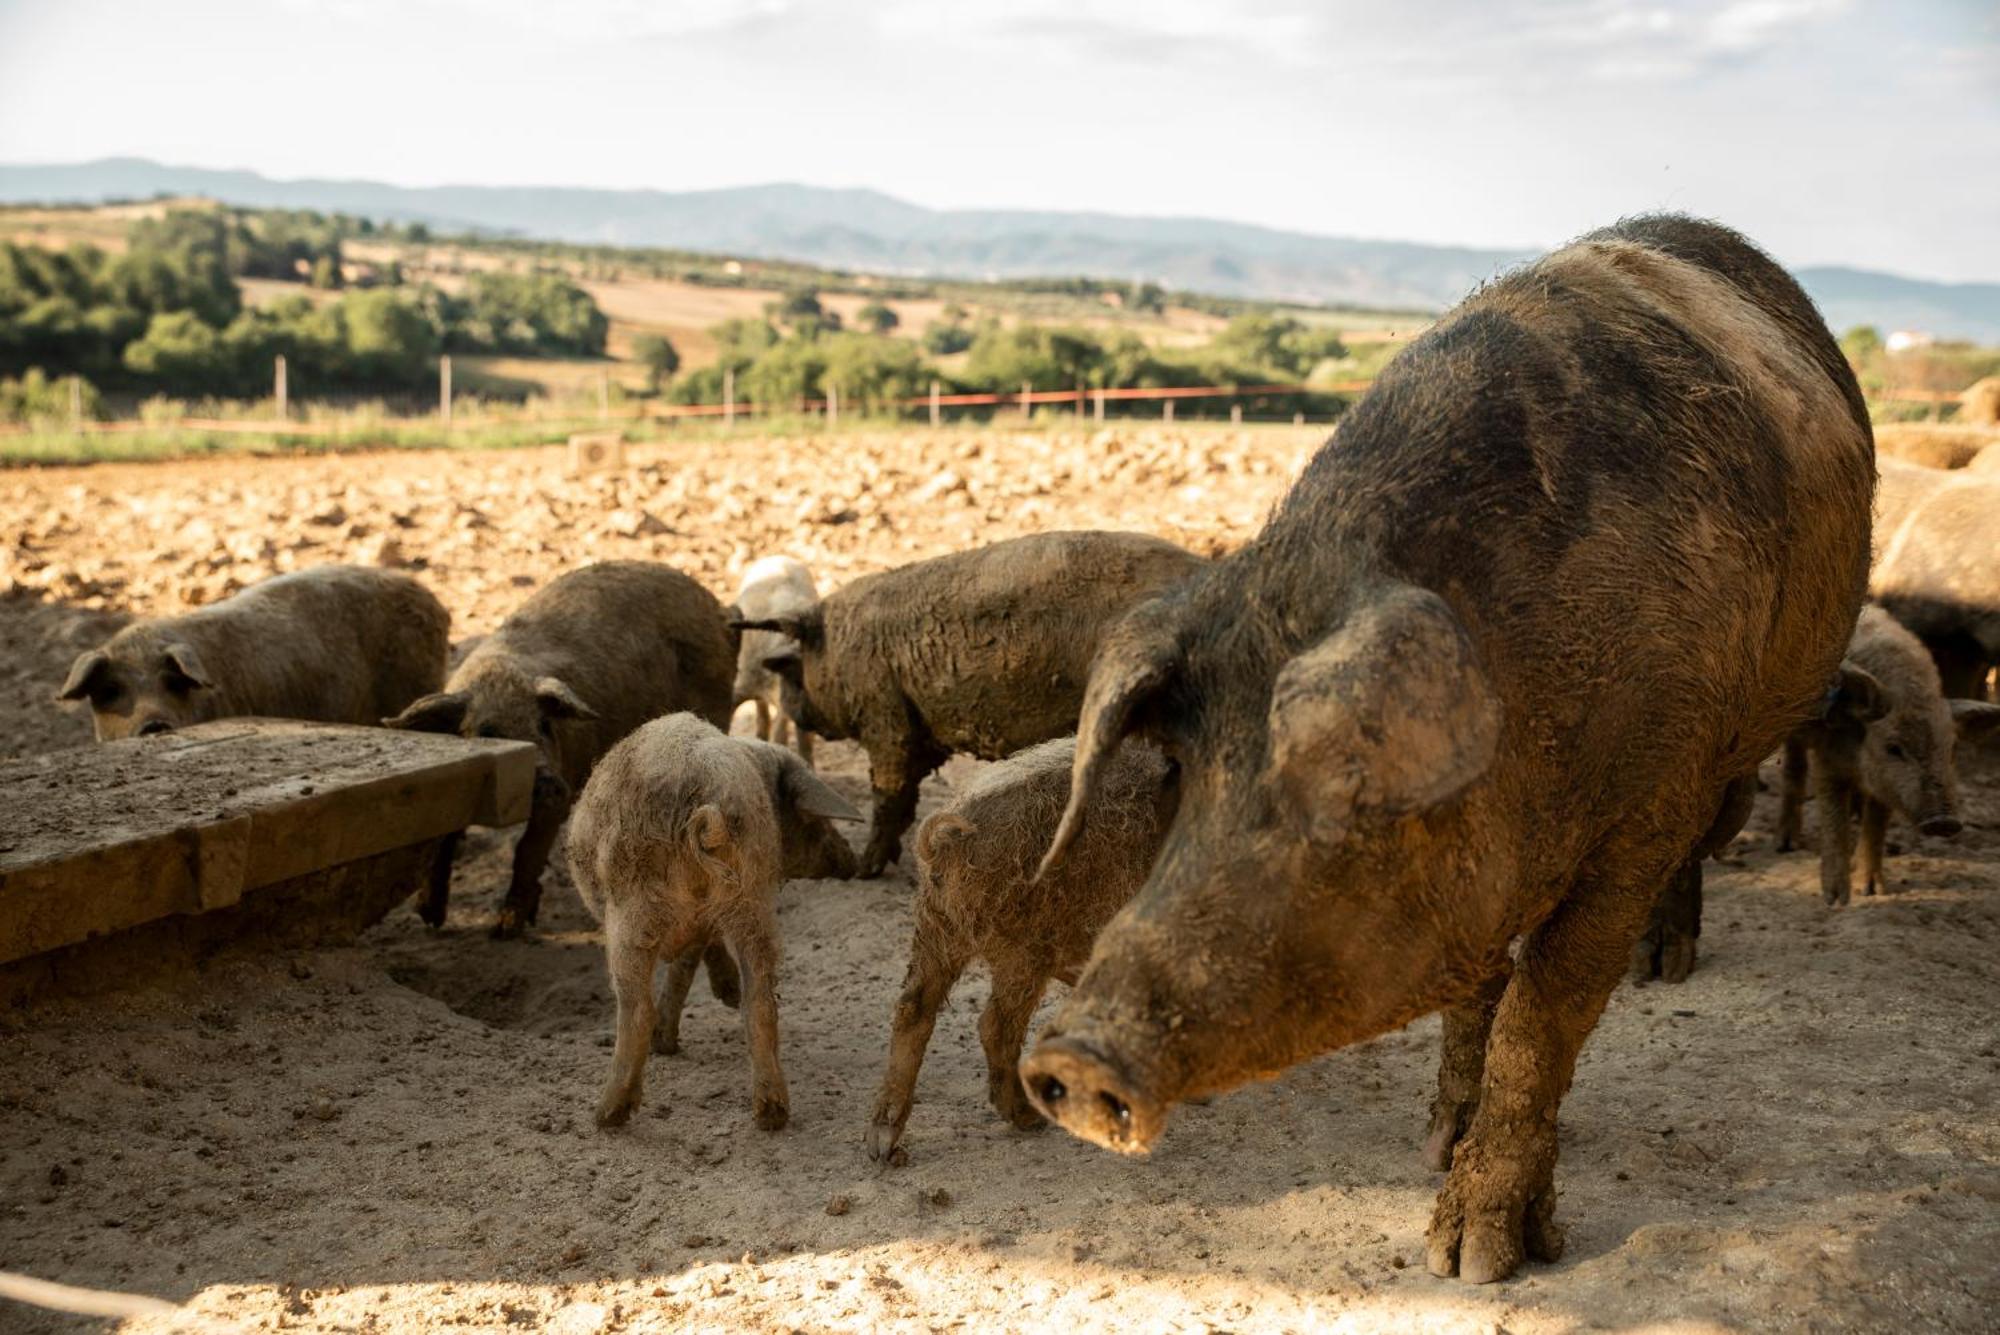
4,157,1997,339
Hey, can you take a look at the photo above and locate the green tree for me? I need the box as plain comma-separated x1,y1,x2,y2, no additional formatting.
631,332,681,391
855,301,899,334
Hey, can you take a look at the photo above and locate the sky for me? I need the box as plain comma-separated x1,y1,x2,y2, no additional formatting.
1,0,1996,282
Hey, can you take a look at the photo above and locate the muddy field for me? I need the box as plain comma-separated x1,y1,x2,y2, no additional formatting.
2,425,1997,1334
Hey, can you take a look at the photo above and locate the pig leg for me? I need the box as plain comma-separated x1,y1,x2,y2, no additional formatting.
495,771,571,939
596,914,659,1128
652,945,704,1056
867,923,968,1162
982,960,1052,1132
752,697,772,742
859,732,944,878
417,831,460,928
1775,737,1808,853
1425,968,1510,1171
731,917,790,1131
703,940,742,1009
1858,798,1889,896
1426,855,1668,1284
795,728,814,769
1815,769,1856,907
1629,858,1703,984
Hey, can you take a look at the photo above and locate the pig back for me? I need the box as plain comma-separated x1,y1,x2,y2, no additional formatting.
840,532,1203,759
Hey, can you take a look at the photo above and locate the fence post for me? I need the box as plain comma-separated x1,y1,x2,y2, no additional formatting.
69,376,82,426
930,380,941,428
724,367,735,429
1021,381,1032,422
1230,402,1242,426
439,355,452,428
1076,381,1087,418
1094,387,1105,424
1293,410,1305,426
274,355,288,421
1163,398,1174,423
827,381,839,429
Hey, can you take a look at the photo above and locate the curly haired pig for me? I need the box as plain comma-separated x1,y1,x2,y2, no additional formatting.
385,561,738,939
568,713,862,1131
731,555,820,765
867,737,1176,1163
1777,604,2000,904
735,530,1204,877
58,565,448,741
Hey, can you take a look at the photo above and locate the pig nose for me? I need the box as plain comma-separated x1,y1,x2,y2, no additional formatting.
1918,814,1962,838
1020,1036,1162,1155
137,719,174,737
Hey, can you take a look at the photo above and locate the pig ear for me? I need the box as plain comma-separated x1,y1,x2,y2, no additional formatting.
161,642,212,691
762,648,804,687
1268,584,1500,843
1038,606,1183,879
1951,698,2000,745
1829,664,1887,724
58,649,113,703
535,676,599,722
775,750,865,822
383,691,469,733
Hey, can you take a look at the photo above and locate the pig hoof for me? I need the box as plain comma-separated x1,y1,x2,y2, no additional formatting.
416,900,447,929
866,1118,905,1163
596,1091,639,1128
1657,936,1696,985
650,1030,681,1057
754,1098,790,1132
490,912,526,941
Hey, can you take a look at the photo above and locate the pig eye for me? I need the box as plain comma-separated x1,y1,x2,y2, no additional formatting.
1885,743,1906,759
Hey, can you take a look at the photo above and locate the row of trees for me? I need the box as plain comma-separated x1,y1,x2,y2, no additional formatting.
660,297,1352,413
0,209,610,396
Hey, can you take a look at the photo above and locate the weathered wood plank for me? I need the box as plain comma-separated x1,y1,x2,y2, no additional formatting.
0,720,536,966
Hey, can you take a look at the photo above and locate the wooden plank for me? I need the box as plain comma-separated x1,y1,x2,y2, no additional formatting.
0,720,535,966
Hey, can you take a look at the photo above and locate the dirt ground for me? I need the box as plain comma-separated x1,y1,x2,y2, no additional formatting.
1,426,1996,1334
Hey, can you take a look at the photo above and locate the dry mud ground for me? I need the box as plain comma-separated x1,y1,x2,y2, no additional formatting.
1,426,1996,1334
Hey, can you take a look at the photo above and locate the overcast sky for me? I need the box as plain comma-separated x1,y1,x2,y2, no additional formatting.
1,0,1995,281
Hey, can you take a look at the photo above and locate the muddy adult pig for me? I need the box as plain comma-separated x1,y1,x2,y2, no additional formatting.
1872,460,2000,698
385,561,739,940
731,555,820,764
733,530,1204,877
59,565,448,740
1019,215,1874,1285
570,713,862,1130
1776,605,2000,904
868,737,1175,1163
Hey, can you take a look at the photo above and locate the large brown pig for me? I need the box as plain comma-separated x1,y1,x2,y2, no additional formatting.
1019,216,1874,1285
1872,460,2000,699
1776,605,2000,904
386,561,739,940
59,565,448,740
734,530,1204,877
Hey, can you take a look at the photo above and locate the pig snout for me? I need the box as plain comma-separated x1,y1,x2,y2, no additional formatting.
136,718,175,737
1020,1033,1166,1156
1918,812,1963,838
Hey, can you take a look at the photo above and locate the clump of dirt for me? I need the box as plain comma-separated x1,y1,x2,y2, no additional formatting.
1,426,1996,1333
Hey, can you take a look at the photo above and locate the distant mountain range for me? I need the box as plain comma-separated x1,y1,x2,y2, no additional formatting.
5,157,1998,340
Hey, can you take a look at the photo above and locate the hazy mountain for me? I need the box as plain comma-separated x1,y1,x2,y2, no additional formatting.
4,157,1996,338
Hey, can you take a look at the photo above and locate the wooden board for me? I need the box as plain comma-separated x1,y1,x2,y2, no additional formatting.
0,720,536,966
